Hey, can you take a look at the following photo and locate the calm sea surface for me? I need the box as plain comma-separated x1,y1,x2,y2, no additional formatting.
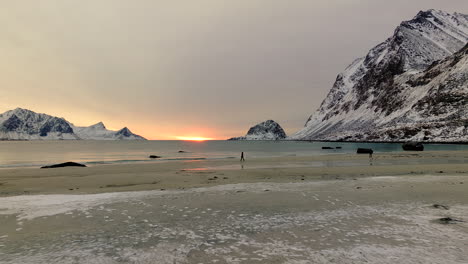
0,140,467,169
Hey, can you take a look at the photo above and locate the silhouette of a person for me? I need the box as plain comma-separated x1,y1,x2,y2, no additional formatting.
240,152,245,162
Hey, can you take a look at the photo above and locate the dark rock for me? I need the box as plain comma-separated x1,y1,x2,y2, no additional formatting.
39,118,74,137
115,127,132,137
357,148,373,154
336,147,342,149
322,147,334,150
227,137,246,141
432,204,450,210
178,151,187,153
41,162,87,169
402,142,424,151
149,155,161,159
1,114,22,131
437,217,464,224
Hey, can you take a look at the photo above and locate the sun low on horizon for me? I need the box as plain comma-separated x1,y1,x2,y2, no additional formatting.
174,136,216,141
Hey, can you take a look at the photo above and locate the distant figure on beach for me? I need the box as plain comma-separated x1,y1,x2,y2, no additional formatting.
240,152,245,162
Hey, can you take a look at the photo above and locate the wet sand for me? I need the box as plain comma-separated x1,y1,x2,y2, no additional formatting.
0,151,467,196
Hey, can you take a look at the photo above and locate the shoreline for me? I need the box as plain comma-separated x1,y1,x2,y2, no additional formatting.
1,150,467,197
289,139,468,145
2,139,468,144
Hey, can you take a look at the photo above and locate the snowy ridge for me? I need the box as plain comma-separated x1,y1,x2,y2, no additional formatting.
0,108,146,140
71,123,146,140
292,10,468,142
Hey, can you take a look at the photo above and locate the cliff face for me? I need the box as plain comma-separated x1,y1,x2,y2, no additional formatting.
292,10,468,142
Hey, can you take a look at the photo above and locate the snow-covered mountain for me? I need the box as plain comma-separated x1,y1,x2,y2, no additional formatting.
0,108,78,140
229,120,287,140
71,122,146,140
0,108,146,140
292,10,468,142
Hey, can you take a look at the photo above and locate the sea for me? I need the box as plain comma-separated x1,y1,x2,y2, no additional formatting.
0,140,467,169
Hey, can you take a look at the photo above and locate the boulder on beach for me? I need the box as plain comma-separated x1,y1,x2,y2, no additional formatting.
357,148,373,154
41,162,87,169
149,155,161,159
322,147,334,150
402,142,424,151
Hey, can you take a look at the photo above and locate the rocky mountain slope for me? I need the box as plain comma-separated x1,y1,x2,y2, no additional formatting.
229,120,287,140
292,10,468,142
0,108,146,140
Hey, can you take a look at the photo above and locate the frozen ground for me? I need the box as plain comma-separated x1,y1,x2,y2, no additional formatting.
0,176,467,264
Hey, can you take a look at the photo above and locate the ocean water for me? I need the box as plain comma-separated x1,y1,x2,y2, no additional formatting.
0,140,467,169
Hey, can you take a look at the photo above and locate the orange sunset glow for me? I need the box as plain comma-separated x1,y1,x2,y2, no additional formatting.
175,136,215,141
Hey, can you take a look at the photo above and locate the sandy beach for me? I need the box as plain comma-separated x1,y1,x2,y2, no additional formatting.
1,151,468,263
0,150,467,196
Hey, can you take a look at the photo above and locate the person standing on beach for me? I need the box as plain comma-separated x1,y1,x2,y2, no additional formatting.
240,152,245,162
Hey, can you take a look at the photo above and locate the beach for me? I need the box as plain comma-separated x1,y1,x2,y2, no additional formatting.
0,150,467,196
0,151,468,263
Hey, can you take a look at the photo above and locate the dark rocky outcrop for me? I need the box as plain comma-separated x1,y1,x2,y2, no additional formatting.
432,204,450,210
149,155,161,159
402,142,424,151
357,148,374,154
41,162,87,169
436,217,465,224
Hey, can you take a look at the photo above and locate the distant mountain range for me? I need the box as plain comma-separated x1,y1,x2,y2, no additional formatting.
229,120,287,140
0,108,146,140
291,9,468,142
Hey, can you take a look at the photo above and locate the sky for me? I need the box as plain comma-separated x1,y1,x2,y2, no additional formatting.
1,1,467,140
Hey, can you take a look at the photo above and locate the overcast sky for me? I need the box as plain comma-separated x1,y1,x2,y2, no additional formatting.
1,1,467,139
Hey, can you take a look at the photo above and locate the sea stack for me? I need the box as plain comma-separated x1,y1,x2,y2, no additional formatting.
229,120,287,140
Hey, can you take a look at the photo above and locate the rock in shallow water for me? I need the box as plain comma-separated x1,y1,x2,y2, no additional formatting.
41,162,87,169
402,142,424,151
